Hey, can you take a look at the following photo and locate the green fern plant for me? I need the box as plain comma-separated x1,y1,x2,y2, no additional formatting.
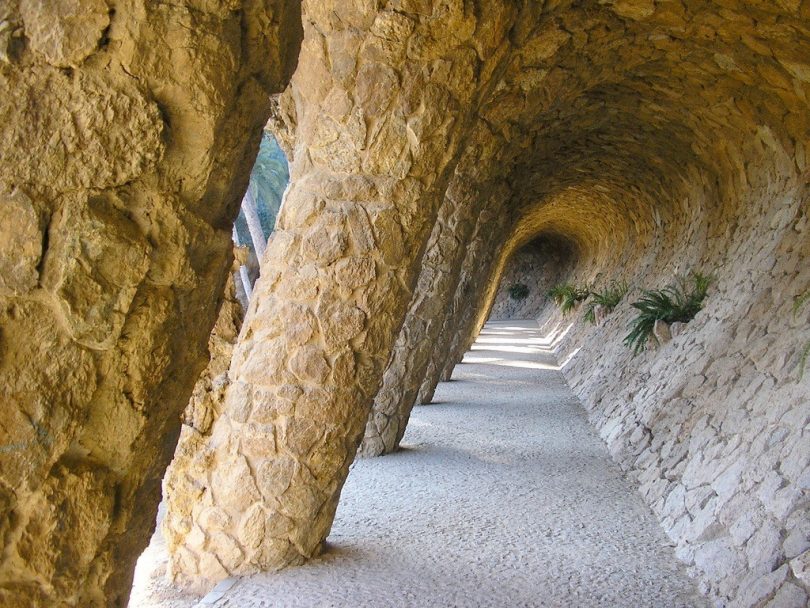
508,283,530,301
584,281,628,324
794,290,810,380
624,272,713,355
548,283,590,316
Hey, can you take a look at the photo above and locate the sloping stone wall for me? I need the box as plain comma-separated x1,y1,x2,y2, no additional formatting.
154,1,808,604
556,157,810,608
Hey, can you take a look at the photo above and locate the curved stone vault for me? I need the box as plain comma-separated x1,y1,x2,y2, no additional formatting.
0,1,808,607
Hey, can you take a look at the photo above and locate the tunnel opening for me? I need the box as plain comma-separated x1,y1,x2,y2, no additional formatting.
487,233,578,323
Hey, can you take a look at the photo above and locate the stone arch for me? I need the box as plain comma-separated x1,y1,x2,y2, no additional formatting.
425,0,810,398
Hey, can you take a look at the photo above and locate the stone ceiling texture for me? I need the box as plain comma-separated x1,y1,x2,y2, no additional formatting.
0,1,808,607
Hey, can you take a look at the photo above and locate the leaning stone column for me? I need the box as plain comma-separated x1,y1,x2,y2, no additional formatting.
164,1,517,591
439,238,513,382
418,203,512,404
0,1,301,606
359,168,509,456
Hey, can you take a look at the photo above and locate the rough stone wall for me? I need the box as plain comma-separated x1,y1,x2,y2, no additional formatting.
551,152,810,608
488,236,574,321
163,0,519,592
0,1,301,605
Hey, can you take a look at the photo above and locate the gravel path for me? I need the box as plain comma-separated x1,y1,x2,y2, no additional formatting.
130,320,707,608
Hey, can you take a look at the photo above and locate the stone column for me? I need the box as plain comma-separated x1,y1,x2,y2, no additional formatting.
163,1,517,591
439,235,515,382
0,1,301,606
418,202,512,404
359,168,510,456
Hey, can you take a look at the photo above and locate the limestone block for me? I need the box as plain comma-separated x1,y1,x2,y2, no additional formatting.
289,346,331,384
670,321,687,337
733,564,790,608
238,504,268,550
0,188,42,295
693,537,746,583
355,62,399,117
334,257,377,290
256,456,296,502
42,194,151,349
0,69,164,195
20,0,109,67
212,454,262,513
611,0,656,20
789,550,810,586
653,319,672,344
764,583,808,608
320,304,366,348
746,518,785,575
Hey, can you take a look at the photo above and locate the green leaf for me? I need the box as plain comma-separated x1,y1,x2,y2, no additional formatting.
623,271,713,354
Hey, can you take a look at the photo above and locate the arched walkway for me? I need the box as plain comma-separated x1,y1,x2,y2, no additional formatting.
131,321,706,607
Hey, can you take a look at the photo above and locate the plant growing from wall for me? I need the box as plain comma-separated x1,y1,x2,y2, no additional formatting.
508,283,530,301
794,290,810,380
584,281,628,324
624,272,713,355
548,282,591,316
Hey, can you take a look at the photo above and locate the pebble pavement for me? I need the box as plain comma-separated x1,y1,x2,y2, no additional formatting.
130,321,707,608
